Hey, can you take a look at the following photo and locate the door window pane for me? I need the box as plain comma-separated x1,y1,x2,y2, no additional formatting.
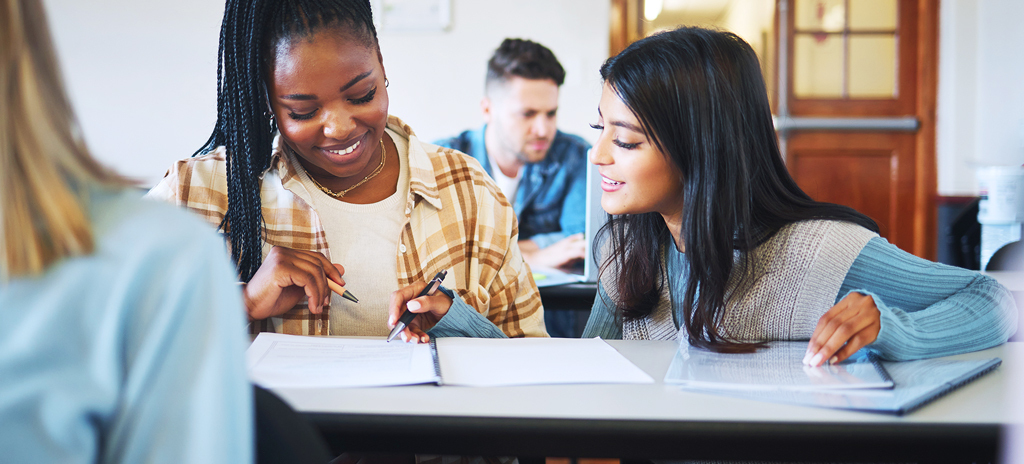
792,0,899,100
848,35,897,97
794,0,845,32
641,0,777,104
794,34,843,98
849,0,898,30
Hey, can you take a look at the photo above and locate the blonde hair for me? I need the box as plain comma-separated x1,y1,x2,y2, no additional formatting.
1,0,128,279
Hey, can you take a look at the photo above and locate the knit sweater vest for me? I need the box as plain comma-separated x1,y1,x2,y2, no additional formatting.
612,220,878,342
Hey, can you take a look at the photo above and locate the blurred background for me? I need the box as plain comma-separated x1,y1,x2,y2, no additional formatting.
41,0,1024,263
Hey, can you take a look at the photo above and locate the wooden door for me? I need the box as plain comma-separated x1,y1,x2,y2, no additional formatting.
778,0,938,258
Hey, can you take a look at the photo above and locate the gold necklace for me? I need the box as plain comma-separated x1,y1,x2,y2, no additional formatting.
309,139,386,199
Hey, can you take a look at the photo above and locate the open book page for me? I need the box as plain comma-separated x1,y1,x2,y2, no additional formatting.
680,357,1002,415
664,341,893,391
435,337,654,387
247,333,438,388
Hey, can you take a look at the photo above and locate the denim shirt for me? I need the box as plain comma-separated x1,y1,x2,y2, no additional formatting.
435,126,591,247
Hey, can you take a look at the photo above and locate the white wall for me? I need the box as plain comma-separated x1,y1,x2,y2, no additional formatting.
381,1,609,146
42,0,223,187
937,0,1024,196
41,0,609,187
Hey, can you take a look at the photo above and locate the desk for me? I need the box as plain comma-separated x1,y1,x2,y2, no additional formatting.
273,341,1020,463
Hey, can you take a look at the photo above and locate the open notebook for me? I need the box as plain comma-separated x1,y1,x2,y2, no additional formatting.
247,333,653,388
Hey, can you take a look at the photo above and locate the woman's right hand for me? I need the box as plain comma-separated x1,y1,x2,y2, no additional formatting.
242,246,345,320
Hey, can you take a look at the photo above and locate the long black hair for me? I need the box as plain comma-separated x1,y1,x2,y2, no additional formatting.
598,27,878,352
196,0,378,280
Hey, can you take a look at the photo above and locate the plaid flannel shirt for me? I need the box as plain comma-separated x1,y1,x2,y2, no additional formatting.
148,116,546,337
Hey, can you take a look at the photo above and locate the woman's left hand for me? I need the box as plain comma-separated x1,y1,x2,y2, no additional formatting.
804,292,881,366
386,281,454,343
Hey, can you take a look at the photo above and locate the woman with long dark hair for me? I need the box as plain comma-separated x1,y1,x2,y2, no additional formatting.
583,27,1016,365
149,0,546,341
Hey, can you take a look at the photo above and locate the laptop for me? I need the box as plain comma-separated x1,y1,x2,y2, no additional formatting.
533,159,609,287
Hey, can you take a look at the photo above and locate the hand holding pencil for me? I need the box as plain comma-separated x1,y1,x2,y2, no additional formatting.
326,278,358,303
242,246,355,321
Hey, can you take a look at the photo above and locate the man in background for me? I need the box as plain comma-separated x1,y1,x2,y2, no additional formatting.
436,38,591,337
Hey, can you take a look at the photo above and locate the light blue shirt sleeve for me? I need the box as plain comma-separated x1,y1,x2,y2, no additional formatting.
581,284,624,339
840,237,1018,361
427,290,508,338
579,235,1019,358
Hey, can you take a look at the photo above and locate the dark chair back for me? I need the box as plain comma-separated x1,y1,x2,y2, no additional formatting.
255,385,332,464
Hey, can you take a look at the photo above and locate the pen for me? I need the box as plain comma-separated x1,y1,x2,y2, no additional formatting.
387,270,447,342
326,279,359,303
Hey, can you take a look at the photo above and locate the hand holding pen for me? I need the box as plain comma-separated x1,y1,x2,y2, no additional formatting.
387,270,451,343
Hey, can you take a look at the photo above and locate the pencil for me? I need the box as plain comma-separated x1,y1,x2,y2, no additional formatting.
326,279,359,303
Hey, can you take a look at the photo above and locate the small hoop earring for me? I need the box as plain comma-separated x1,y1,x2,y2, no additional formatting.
384,78,389,88
265,111,276,131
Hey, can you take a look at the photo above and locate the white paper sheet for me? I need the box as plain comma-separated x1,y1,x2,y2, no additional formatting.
435,337,654,387
247,333,438,388
664,341,893,391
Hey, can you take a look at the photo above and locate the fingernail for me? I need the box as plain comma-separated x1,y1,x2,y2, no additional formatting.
809,353,823,366
829,356,838,364
802,351,811,365
407,301,421,311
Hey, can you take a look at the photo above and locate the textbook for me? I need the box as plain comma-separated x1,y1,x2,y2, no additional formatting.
247,333,654,388
664,341,894,391
667,342,1001,415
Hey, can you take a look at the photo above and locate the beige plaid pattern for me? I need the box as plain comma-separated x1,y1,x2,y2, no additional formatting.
149,116,546,337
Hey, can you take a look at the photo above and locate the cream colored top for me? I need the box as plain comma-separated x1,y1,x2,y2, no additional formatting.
291,129,411,336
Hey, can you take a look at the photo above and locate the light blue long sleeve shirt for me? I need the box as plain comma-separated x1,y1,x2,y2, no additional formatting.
429,290,510,339
0,189,253,464
582,237,1018,360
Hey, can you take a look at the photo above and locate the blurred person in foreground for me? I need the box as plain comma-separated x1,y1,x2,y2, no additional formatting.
0,0,252,462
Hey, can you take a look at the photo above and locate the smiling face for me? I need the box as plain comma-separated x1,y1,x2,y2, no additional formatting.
590,83,684,222
268,30,389,188
483,76,560,168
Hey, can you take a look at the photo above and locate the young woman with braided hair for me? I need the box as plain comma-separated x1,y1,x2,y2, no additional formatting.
149,0,546,341
583,27,1016,365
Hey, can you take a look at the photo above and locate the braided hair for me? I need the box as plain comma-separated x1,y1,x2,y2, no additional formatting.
196,0,378,280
